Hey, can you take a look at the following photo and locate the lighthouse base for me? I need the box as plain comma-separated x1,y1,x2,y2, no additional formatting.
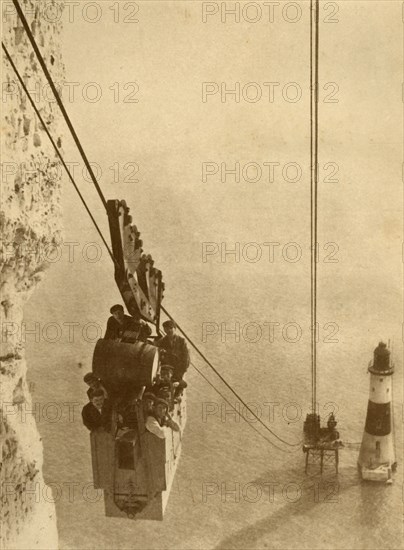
359,464,393,483
358,432,395,469
358,432,396,483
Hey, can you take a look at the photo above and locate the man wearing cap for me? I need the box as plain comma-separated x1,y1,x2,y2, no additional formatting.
83,372,108,400
142,392,156,417
145,398,179,439
82,390,112,432
157,320,190,384
152,365,175,409
104,304,151,342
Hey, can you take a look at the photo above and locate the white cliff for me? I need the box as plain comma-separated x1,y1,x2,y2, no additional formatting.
1,1,65,548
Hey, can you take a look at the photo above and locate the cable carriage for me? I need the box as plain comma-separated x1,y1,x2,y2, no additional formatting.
2,0,191,519
89,200,187,520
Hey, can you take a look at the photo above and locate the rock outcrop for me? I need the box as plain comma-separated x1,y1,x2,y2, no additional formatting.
1,1,65,547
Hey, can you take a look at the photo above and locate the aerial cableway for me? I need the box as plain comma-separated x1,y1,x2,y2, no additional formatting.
2,2,300,454
3,0,305,520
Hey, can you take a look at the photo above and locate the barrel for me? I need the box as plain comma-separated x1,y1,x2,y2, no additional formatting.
92,339,159,389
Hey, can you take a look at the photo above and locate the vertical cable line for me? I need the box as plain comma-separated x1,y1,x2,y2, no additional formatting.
310,0,320,415
310,0,314,415
401,2,404,481
11,0,109,211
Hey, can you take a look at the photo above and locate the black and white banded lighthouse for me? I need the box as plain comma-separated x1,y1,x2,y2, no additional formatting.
358,342,396,478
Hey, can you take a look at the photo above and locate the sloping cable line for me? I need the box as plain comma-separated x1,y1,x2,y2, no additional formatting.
162,306,302,449
11,0,108,211
190,360,296,453
2,42,118,268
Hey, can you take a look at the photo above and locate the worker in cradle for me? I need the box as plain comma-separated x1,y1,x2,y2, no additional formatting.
152,365,175,409
82,389,112,432
145,398,179,439
104,304,152,342
83,372,108,400
142,392,156,417
157,320,190,393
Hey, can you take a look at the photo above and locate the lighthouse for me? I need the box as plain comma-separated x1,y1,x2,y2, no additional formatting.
358,342,396,482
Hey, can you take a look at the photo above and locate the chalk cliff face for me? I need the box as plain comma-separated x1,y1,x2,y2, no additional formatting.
1,1,65,547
